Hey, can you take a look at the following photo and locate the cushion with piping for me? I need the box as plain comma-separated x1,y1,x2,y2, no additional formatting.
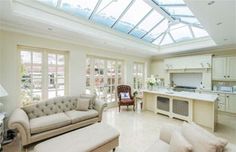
120,92,130,99
76,98,90,111
80,94,96,109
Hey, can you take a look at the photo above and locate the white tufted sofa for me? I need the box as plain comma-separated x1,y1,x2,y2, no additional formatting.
8,96,107,146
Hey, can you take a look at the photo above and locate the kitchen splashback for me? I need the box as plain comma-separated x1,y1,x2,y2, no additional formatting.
171,73,203,88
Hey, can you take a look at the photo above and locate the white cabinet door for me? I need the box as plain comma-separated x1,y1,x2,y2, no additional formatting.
227,57,236,80
226,94,236,113
212,57,227,80
217,94,226,111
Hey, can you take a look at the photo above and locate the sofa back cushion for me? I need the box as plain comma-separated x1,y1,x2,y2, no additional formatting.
22,96,79,119
169,131,193,152
182,122,218,152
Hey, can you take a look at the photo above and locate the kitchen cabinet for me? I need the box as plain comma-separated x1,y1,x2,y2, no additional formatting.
215,93,236,113
226,94,236,113
227,57,236,80
217,93,226,111
164,55,212,70
212,57,236,80
212,57,227,80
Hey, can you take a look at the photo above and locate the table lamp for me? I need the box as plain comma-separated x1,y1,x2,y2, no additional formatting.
0,84,8,112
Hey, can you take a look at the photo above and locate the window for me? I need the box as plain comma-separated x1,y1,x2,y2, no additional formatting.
19,46,68,105
86,56,124,103
36,0,211,46
133,62,145,90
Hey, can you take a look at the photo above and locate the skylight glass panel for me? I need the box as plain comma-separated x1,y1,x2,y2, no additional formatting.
163,6,193,16
142,19,169,42
113,0,152,33
37,0,58,7
161,33,173,45
130,10,164,38
170,24,192,42
192,27,209,38
60,0,98,18
152,34,164,45
154,0,185,5
92,0,132,27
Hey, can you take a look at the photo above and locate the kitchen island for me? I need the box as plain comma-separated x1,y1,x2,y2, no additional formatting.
143,89,218,131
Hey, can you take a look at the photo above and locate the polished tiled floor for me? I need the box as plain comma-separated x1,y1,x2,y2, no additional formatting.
3,107,236,152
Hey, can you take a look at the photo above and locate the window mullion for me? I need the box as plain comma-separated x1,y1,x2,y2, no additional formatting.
56,54,58,96
43,51,48,100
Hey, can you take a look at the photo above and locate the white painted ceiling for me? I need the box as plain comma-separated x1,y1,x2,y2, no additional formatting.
185,0,236,46
0,0,235,57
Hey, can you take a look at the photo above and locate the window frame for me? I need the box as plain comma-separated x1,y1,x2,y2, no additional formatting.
85,55,124,103
133,62,145,90
18,45,69,105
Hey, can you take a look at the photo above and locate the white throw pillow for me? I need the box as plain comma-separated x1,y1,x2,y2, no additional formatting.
190,122,228,152
169,131,193,152
120,92,130,99
80,94,96,109
76,98,90,111
182,122,218,152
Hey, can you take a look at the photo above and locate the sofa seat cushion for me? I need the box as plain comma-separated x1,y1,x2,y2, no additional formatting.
144,140,169,152
30,113,71,134
65,110,98,124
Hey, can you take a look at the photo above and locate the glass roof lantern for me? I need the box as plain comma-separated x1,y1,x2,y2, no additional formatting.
36,0,210,46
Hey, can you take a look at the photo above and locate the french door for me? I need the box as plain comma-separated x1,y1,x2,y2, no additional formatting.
86,56,124,104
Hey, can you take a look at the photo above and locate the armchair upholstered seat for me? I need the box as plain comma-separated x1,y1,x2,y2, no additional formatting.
117,85,135,112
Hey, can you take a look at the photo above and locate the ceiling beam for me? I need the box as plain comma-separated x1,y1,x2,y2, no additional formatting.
180,21,203,29
144,0,174,21
159,4,186,7
151,32,163,43
128,9,153,34
172,15,195,18
56,0,62,8
168,32,176,43
159,31,167,45
111,0,135,28
88,0,103,20
140,18,165,39
189,25,195,38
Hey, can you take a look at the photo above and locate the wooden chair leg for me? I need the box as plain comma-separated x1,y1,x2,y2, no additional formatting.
119,105,120,112
133,105,135,111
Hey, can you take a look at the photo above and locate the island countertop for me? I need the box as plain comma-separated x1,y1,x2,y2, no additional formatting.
143,89,218,102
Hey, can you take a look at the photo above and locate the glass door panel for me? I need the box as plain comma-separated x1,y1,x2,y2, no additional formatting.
87,56,123,104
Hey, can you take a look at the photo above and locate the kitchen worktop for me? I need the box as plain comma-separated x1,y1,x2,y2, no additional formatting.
143,89,218,102
195,89,236,95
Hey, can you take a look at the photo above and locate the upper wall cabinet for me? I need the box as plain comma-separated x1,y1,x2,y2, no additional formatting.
164,55,212,70
212,57,236,81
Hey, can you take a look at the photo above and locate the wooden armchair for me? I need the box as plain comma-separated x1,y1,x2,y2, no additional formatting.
117,85,135,112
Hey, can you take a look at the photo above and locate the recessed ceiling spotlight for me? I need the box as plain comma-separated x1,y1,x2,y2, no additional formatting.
208,1,215,5
216,22,222,26
48,27,53,31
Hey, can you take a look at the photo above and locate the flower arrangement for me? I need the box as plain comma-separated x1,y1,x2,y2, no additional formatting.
146,75,156,86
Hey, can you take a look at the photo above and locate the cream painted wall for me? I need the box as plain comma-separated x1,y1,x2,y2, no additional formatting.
150,60,166,79
0,30,150,115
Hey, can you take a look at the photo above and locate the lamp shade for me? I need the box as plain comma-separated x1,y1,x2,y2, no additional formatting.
0,84,8,97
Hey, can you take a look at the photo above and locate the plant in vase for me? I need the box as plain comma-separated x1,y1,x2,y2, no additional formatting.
147,75,156,90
